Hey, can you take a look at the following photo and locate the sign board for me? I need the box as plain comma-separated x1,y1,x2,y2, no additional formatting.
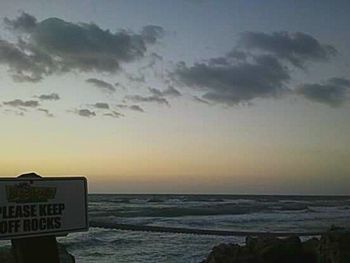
0,177,88,239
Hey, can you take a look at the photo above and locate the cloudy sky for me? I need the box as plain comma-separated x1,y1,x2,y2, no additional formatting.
0,0,349,194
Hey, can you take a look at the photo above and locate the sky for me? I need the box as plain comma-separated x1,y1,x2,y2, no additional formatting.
0,0,349,194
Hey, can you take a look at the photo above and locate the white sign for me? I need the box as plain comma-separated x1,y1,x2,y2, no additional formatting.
0,177,88,239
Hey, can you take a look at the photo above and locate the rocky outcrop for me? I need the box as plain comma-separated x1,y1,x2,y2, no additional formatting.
318,227,350,263
203,228,350,263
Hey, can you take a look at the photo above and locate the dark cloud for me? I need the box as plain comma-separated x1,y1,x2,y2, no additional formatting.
37,108,54,117
149,86,181,97
1,13,164,81
171,31,338,106
104,111,123,118
93,102,110,109
37,93,60,100
0,39,51,82
125,95,169,105
239,31,337,68
86,78,116,93
141,25,165,44
4,12,37,32
3,99,39,107
173,54,290,105
297,77,350,107
76,109,96,117
129,105,144,112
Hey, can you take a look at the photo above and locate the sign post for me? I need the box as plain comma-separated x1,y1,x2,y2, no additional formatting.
0,173,88,262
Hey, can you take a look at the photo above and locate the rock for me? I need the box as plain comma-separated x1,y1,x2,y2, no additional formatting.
204,243,260,263
203,228,350,263
249,235,304,263
318,227,350,263
301,237,319,262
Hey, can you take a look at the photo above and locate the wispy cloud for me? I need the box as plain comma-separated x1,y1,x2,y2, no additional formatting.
104,111,123,118
3,99,39,107
125,95,169,106
75,109,96,117
129,105,144,112
92,102,110,109
86,78,116,93
37,108,54,117
37,93,60,100
149,86,181,97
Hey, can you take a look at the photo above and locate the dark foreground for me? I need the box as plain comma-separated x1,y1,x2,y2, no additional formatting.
0,227,349,262
203,227,350,263
0,243,75,263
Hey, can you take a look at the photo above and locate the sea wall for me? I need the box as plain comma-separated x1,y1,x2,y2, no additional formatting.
202,227,350,263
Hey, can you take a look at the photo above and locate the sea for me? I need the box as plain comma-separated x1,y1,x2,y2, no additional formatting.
3,194,350,262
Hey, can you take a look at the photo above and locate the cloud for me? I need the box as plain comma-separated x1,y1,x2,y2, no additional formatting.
4,12,37,32
104,111,123,118
173,54,290,105
37,108,54,117
3,99,39,107
115,104,128,109
0,39,51,82
141,25,165,44
37,93,60,100
129,105,144,112
86,78,116,93
114,82,126,90
93,102,110,109
238,31,337,68
171,31,338,106
76,109,96,117
297,77,350,107
1,13,164,81
126,73,145,83
149,86,181,97
192,96,211,105
4,109,25,116
125,95,169,105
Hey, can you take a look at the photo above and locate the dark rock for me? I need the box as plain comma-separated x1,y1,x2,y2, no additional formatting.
204,243,260,263
318,228,350,263
254,236,304,263
301,237,319,262
203,228,350,263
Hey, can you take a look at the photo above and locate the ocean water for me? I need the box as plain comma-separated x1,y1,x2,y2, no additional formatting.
3,195,350,262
